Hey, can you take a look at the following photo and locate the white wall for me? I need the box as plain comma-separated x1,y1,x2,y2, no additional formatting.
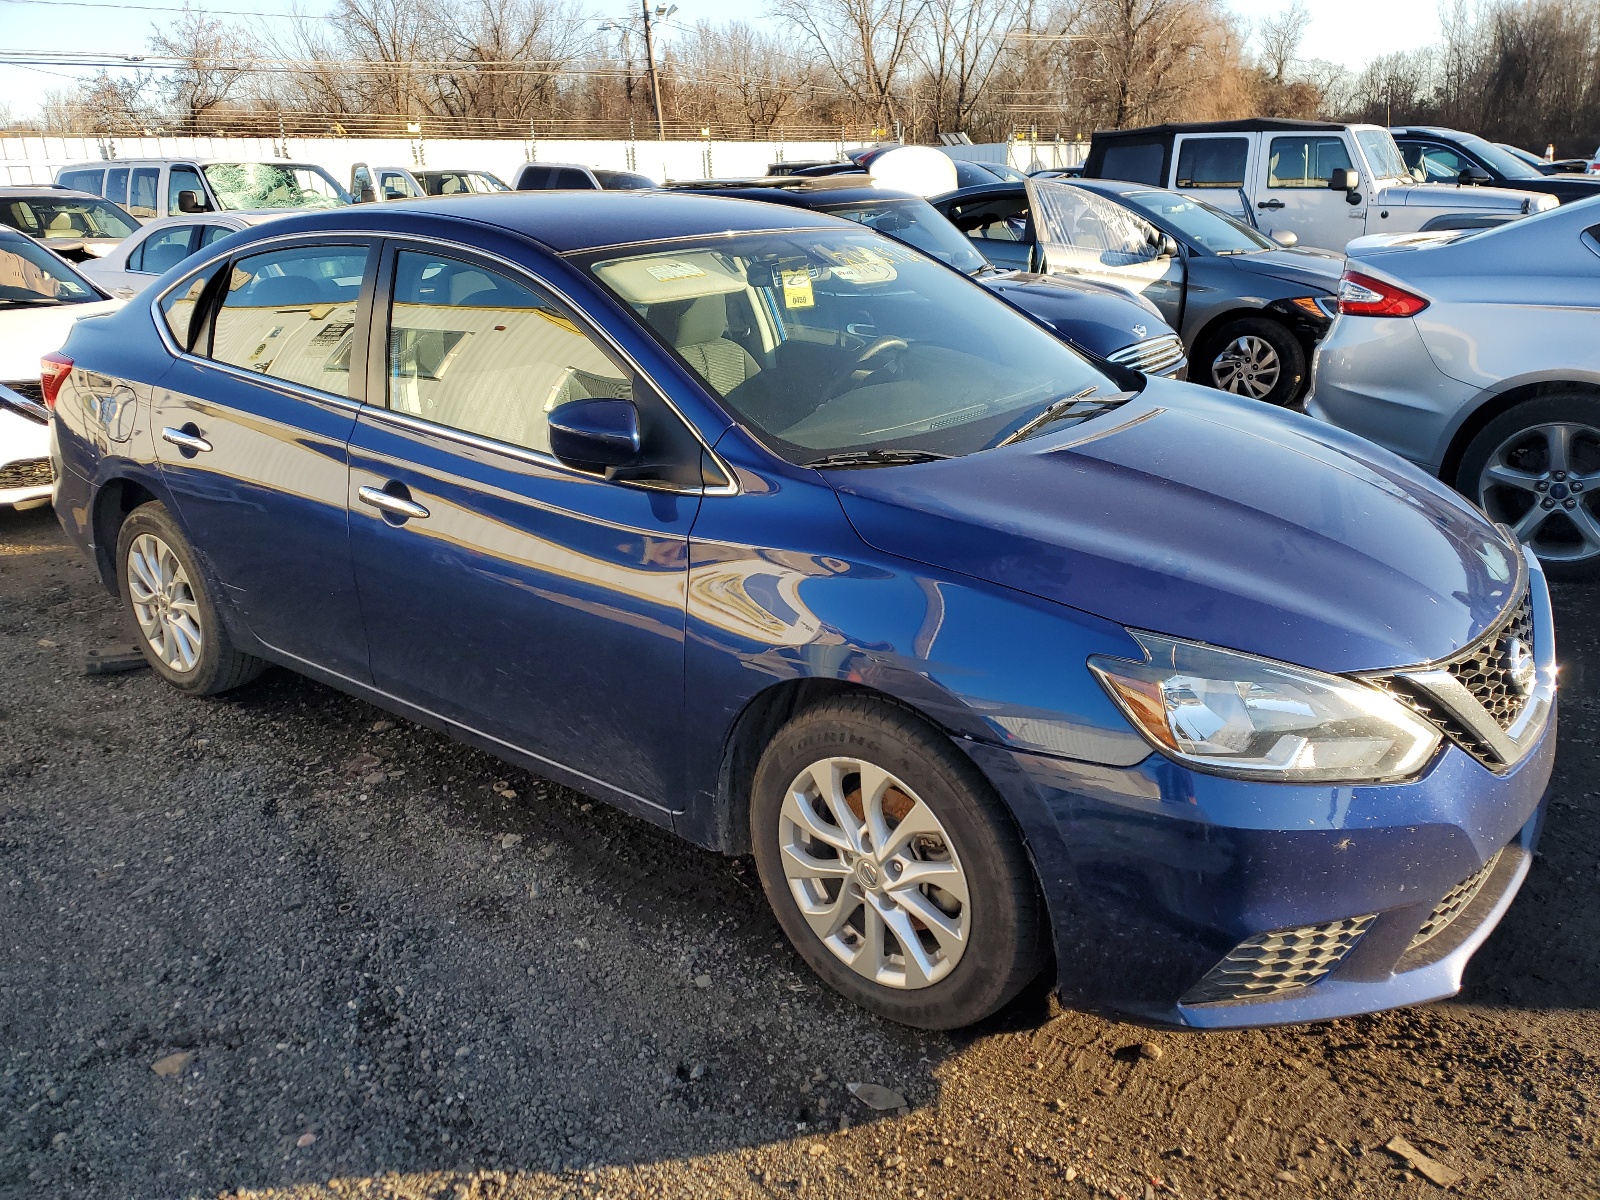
0,134,867,187
946,140,1089,172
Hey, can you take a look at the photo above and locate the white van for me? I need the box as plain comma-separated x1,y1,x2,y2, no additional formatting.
1082,119,1557,252
54,158,352,220
350,165,510,202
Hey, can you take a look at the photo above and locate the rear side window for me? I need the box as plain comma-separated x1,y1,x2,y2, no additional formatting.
128,167,160,218
1175,138,1249,188
1268,136,1353,188
386,248,629,454
209,245,369,396
105,167,130,204
57,168,104,195
160,267,223,351
1099,140,1166,185
516,165,552,189
199,224,233,247
131,225,199,274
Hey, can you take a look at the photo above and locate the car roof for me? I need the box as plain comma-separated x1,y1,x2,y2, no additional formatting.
1094,118,1346,138
255,190,846,254
0,186,106,201
1390,126,1472,138
55,158,322,168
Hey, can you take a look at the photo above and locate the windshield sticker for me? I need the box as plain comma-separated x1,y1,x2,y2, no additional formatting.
646,261,708,281
827,247,898,285
782,269,815,309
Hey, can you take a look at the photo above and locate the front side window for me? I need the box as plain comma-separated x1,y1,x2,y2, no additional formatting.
1268,137,1355,188
168,166,208,215
1175,137,1249,188
582,228,1116,463
945,194,1030,244
421,171,509,195
1403,143,1471,183
1029,184,1168,267
0,197,139,241
130,225,200,275
379,171,420,200
387,249,629,455
1120,189,1273,254
128,167,160,218
0,238,101,307
210,245,369,395
202,163,352,211
592,170,655,190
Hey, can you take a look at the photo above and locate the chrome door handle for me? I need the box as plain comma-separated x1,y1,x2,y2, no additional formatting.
1257,199,1285,210
113,286,136,299
161,426,213,453
357,485,430,520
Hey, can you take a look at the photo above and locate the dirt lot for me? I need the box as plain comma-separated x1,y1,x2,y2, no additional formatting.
2,501,1598,1200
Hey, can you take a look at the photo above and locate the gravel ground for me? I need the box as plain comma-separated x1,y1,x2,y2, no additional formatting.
2,501,1598,1200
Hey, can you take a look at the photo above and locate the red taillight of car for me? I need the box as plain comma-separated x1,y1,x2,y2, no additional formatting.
38,353,73,409
1336,270,1430,318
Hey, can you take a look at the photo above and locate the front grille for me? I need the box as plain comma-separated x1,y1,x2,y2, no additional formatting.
2,379,45,406
1181,914,1375,1005
1107,334,1187,378
1369,586,1536,769
1408,849,1504,952
0,457,53,490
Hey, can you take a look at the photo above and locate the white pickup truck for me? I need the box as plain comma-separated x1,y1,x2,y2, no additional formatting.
1082,118,1557,252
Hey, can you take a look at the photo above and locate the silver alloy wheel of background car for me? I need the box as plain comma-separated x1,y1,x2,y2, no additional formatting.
1478,421,1600,563
1211,334,1282,400
126,532,203,673
778,756,970,990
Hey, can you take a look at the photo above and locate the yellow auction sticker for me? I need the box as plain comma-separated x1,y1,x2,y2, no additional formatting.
781,268,814,309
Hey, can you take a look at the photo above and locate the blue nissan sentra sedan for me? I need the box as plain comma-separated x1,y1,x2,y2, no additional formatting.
44,193,1555,1030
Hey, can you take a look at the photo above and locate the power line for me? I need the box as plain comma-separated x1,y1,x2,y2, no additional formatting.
0,0,325,17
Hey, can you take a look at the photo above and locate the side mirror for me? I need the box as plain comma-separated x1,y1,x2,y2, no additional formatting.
1458,167,1491,185
176,190,208,214
548,398,641,473
1328,168,1359,192
1271,229,1299,247
1158,234,1180,258
357,185,376,204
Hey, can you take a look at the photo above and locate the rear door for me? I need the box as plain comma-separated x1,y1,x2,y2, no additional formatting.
1171,133,1253,223
1253,133,1363,250
151,237,377,679
345,240,704,817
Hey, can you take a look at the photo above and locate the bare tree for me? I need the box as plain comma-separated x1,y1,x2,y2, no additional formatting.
914,0,1019,134
150,5,255,131
1256,0,1309,85
775,0,929,131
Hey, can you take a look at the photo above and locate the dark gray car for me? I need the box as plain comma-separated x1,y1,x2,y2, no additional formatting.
931,178,1343,406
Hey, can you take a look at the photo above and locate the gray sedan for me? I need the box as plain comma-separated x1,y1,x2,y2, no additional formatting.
1308,197,1600,576
931,179,1342,406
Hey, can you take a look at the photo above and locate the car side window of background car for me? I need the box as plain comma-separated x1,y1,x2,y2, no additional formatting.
1099,139,1166,185
1403,143,1472,183
56,168,104,195
1176,137,1249,188
128,167,160,218
1267,136,1354,188
131,225,205,274
209,245,369,397
386,249,631,456
105,167,130,205
168,166,207,215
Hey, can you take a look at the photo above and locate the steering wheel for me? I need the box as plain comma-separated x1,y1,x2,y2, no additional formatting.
822,335,909,401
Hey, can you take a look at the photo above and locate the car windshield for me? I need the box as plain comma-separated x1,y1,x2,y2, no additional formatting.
1119,189,1274,253
816,197,990,275
202,163,352,210
1,196,139,241
582,228,1120,464
0,238,101,306
421,171,509,195
1356,130,1410,181
1457,133,1544,179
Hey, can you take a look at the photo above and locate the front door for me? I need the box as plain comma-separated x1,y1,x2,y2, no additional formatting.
151,238,377,679
1254,133,1364,250
347,243,702,817
1026,180,1185,327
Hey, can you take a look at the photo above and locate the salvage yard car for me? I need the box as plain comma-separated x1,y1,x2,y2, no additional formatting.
351,165,511,202
49,194,1556,1030
78,212,285,299
0,186,141,262
1308,197,1600,577
56,158,352,219
1083,118,1557,251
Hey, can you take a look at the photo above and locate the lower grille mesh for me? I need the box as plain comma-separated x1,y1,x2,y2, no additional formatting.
0,457,52,490
1182,915,1375,1005
1409,850,1504,952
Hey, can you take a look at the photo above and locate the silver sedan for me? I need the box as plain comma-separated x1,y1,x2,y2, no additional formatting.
1307,196,1600,577
78,211,284,299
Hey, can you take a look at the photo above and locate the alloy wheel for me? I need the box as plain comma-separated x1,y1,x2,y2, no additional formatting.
1477,421,1600,563
126,532,204,673
778,756,970,989
1211,335,1282,399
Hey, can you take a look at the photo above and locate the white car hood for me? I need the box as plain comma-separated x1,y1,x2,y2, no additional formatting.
0,298,122,381
1377,182,1553,212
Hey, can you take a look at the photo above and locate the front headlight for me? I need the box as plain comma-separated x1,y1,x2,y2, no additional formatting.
1088,632,1441,783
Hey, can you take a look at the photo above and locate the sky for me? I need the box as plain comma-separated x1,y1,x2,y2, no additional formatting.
0,0,1447,123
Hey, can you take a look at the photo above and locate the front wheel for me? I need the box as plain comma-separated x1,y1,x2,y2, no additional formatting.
1456,392,1600,580
750,697,1047,1029
116,502,266,694
1199,316,1306,407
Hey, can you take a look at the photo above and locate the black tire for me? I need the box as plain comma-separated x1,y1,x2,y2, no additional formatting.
1455,391,1600,581
1198,316,1306,407
115,501,266,695
750,696,1047,1029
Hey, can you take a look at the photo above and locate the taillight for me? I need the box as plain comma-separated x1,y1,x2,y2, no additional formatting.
1336,270,1429,318
39,353,73,409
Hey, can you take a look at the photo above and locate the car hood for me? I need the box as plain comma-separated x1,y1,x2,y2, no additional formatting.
1224,248,1343,293
827,381,1522,674
1378,182,1551,211
0,298,122,381
979,270,1172,356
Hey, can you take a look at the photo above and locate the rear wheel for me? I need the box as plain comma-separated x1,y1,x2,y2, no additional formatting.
1456,392,1600,580
1199,316,1305,407
116,502,265,694
750,696,1046,1029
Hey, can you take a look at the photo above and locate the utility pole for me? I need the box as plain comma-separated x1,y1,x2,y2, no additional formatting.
642,0,667,142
